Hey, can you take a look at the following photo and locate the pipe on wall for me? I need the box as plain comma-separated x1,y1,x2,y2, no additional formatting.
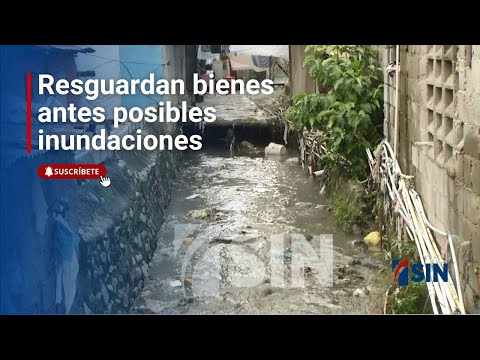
393,45,400,157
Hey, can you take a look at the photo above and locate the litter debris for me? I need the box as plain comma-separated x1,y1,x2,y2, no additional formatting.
265,142,287,155
295,202,313,208
312,170,325,178
190,209,210,219
353,288,367,297
169,280,182,288
186,194,201,200
240,140,254,149
183,237,193,245
364,231,381,246
211,237,232,244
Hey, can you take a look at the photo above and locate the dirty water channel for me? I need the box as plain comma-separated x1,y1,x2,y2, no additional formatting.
132,147,379,314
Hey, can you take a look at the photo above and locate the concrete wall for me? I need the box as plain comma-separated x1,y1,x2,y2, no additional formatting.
163,45,194,106
382,45,480,313
289,45,316,96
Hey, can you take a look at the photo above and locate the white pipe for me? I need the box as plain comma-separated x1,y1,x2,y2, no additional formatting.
409,190,460,313
371,138,466,313
393,45,400,157
448,234,466,314
411,191,448,237
404,190,448,312
405,210,439,314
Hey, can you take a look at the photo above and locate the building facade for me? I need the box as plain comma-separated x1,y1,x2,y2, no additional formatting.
380,45,480,313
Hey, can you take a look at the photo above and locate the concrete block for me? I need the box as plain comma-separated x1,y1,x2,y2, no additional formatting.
464,156,473,188
457,241,472,275
464,189,480,225
415,170,425,195
406,53,420,78
456,91,468,123
471,57,480,90
422,158,435,185
435,192,448,223
434,163,446,194
474,93,480,127
412,145,419,168
421,186,435,216
454,121,465,147
448,208,461,234
471,225,480,263
456,240,480,314
420,54,429,77
447,175,456,206
460,217,473,242
472,160,480,195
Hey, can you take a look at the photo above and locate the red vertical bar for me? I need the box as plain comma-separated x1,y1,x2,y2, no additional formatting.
26,72,32,153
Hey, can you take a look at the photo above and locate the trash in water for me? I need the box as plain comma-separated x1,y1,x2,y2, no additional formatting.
295,202,313,208
364,231,381,246
186,194,201,200
240,140,254,149
265,142,287,155
169,280,182,288
353,288,366,297
211,237,232,244
190,209,210,219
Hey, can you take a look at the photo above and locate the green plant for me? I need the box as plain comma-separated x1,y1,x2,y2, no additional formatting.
379,224,428,314
378,223,419,262
391,281,429,314
285,45,383,179
325,170,374,232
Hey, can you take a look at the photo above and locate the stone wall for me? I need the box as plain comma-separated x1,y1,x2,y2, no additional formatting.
381,45,480,313
73,122,181,313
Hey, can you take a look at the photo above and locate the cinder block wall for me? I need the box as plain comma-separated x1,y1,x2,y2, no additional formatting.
381,45,480,313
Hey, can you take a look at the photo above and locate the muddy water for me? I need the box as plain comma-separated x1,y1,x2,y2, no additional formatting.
132,149,378,314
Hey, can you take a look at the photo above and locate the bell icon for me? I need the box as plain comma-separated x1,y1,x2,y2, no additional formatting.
45,166,53,177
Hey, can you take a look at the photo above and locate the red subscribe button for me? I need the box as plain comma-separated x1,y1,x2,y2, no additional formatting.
38,164,107,179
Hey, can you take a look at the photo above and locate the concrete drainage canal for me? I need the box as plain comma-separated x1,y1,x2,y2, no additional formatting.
129,142,380,314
